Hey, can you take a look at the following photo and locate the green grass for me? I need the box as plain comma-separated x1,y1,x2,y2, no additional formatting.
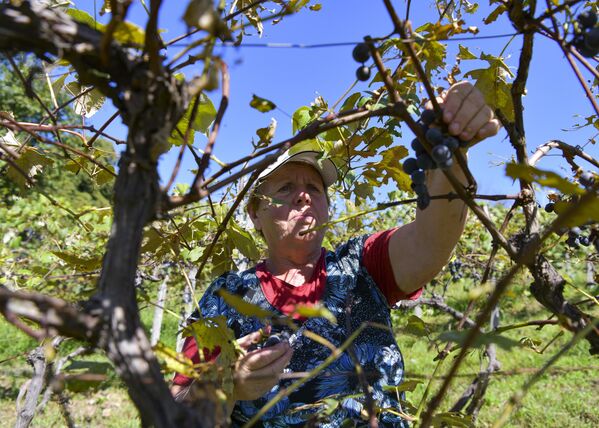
1,280,598,427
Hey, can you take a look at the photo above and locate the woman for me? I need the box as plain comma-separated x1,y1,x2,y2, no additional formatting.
171,81,500,426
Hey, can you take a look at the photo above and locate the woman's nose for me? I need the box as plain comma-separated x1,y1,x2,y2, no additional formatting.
294,188,311,204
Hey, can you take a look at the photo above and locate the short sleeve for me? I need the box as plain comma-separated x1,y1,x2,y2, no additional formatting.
362,228,423,306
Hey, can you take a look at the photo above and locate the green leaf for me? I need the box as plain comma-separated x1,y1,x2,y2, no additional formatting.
292,106,313,133
227,222,260,260
250,94,276,113
51,251,103,271
113,21,146,46
431,412,474,428
438,330,521,350
195,93,217,133
404,315,429,337
383,379,423,393
153,342,197,378
457,45,477,60
65,82,106,117
218,289,275,318
4,144,54,190
66,9,99,28
93,166,116,186
293,303,337,325
505,163,584,195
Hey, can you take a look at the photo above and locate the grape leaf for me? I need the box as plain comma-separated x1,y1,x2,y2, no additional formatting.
153,341,197,378
506,163,584,195
250,94,276,113
293,303,337,325
218,289,274,319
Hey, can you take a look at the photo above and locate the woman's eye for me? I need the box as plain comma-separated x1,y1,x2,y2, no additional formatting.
277,184,291,193
309,184,322,193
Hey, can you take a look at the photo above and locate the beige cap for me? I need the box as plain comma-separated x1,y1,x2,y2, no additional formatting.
257,149,338,187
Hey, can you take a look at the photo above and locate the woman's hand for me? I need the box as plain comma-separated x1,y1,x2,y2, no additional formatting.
427,81,501,143
232,329,293,401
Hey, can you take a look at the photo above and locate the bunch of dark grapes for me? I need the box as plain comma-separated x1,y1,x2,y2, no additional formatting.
352,43,371,81
448,259,463,282
247,330,290,352
572,9,599,57
401,110,468,209
545,171,598,250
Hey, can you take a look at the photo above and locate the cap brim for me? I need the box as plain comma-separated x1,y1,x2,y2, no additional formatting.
257,150,338,187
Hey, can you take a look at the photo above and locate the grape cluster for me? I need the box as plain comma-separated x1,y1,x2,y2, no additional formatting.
572,10,599,57
448,259,463,282
352,43,371,81
564,226,597,249
247,330,290,352
545,170,598,250
401,110,468,209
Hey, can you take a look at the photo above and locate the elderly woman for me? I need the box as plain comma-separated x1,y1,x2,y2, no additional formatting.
171,81,500,426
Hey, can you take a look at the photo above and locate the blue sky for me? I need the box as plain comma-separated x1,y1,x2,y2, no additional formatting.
81,1,598,203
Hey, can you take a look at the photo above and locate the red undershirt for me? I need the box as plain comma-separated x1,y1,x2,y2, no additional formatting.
172,229,423,386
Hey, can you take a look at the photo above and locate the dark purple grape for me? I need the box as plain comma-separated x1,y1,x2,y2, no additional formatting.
247,343,261,352
444,136,459,152
437,158,454,169
411,183,427,195
402,157,419,174
356,66,371,81
579,236,591,246
417,153,434,170
263,334,282,348
544,202,555,213
586,27,599,50
570,227,582,236
417,192,431,210
580,171,595,188
578,10,598,29
425,128,444,145
431,144,452,163
566,235,580,249
410,169,426,185
573,34,598,57
352,43,371,63
411,138,425,155
420,109,437,126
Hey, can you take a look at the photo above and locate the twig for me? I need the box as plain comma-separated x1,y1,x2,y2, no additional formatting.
191,60,230,193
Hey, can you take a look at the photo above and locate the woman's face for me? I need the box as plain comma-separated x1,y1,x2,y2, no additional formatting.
249,162,329,253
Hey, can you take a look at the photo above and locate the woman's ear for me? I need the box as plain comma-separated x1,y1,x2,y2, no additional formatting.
247,203,262,231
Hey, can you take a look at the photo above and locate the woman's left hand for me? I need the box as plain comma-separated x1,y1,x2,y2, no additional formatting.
431,81,501,143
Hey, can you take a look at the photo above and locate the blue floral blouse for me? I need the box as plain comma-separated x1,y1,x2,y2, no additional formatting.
188,235,410,427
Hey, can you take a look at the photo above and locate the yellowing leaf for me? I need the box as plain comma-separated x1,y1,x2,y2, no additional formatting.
309,4,322,11
153,342,197,378
458,44,477,60
293,303,337,325
364,145,410,191
464,53,514,122
218,289,274,318
250,94,276,113
505,163,583,195
182,316,240,394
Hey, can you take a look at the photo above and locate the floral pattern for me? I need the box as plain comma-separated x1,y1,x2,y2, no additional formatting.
188,236,410,427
